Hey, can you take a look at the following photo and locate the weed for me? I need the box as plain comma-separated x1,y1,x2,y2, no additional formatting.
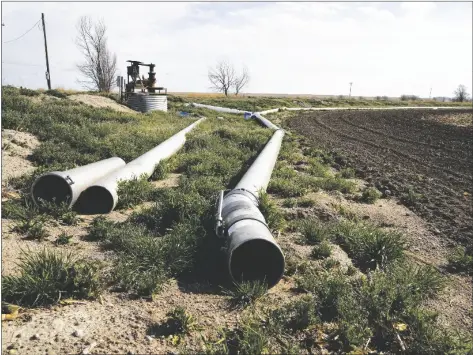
311,241,332,259
268,177,307,197
401,186,423,206
61,211,79,226
360,187,382,204
332,203,358,221
307,158,330,177
317,176,357,194
345,265,357,276
24,222,49,241
333,220,406,271
298,197,316,207
2,249,103,307
322,258,340,269
151,160,169,181
223,280,268,310
258,191,286,232
55,231,73,245
85,216,116,241
297,218,331,245
337,168,356,179
447,246,473,275
282,198,297,208
267,295,318,334
45,89,68,99
148,307,196,337
116,176,156,210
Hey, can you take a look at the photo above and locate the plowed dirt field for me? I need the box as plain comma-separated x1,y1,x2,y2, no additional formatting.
286,109,473,249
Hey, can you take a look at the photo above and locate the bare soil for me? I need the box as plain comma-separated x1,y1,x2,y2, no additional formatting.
1,129,40,185
68,95,135,114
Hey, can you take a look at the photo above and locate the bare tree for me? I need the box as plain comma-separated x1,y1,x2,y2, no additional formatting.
208,60,235,96
233,66,250,96
453,85,470,102
76,16,117,92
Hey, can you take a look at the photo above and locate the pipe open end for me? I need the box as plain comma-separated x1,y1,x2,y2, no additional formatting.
75,186,115,214
32,174,73,206
229,239,285,288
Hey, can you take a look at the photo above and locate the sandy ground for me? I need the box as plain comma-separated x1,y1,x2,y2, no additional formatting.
68,95,135,114
1,130,40,185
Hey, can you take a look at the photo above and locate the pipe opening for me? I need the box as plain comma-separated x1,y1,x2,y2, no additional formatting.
32,175,73,206
229,239,284,288
75,186,115,214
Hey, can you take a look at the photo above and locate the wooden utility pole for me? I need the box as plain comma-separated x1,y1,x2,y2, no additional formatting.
41,13,51,90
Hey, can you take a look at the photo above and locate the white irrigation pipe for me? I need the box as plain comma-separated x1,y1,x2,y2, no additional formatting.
216,129,285,287
31,158,126,208
190,102,249,114
76,117,206,214
279,106,472,112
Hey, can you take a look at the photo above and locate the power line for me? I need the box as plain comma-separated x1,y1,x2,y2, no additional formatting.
3,19,41,44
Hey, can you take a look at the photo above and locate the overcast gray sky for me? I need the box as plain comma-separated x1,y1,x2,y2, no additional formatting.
1,1,472,97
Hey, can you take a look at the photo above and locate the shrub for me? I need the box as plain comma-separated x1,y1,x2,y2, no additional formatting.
360,187,382,204
297,218,331,245
298,197,316,207
2,249,103,307
333,220,406,271
223,280,268,310
311,240,332,259
447,246,473,275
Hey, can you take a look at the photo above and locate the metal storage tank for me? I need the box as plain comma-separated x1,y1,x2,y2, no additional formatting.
127,93,168,113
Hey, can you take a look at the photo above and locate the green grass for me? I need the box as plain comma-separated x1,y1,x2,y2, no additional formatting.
292,262,465,353
258,191,286,232
223,280,268,310
333,220,406,271
297,218,331,245
311,240,332,259
1,249,103,307
116,176,157,210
